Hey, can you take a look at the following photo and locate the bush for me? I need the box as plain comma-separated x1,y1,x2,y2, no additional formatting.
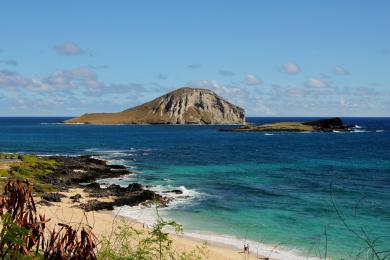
0,179,97,259
98,211,209,260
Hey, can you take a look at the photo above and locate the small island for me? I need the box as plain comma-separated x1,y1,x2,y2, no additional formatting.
221,117,352,132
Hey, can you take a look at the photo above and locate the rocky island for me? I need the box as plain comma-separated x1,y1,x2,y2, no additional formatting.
221,117,352,132
65,87,245,125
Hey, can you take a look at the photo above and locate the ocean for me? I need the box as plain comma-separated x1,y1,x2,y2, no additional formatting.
0,117,389,259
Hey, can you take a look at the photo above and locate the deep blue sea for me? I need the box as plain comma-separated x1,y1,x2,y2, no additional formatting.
0,117,389,259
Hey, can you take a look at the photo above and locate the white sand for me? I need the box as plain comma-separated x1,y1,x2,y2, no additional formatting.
37,188,265,260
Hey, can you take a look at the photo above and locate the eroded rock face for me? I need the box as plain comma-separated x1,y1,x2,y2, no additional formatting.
64,87,245,125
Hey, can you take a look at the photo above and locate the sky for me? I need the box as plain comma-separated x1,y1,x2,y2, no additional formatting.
0,1,389,117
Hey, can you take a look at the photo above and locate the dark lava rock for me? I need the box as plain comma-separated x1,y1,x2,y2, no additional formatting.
37,155,133,189
86,183,144,197
85,182,101,189
221,117,352,132
107,183,144,193
70,193,82,202
38,199,54,206
163,189,183,194
79,183,166,211
113,189,159,206
70,193,82,199
41,193,65,202
80,200,114,211
31,155,172,210
109,164,127,170
303,117,349,131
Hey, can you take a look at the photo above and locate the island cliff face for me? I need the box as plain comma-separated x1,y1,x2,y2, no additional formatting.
64,87,245,125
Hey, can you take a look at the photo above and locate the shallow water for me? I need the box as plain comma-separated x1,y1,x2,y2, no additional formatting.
0,117,389,259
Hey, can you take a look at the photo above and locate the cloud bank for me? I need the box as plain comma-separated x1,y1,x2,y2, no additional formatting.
54,42,84,56
280,62,301,74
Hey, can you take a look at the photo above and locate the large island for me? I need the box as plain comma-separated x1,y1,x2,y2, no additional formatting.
65,87,245,125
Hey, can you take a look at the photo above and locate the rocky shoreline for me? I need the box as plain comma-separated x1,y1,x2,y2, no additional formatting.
220,117,353,132
37,155,174,211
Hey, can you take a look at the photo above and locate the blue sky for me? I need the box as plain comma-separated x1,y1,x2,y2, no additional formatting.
0,1,389,116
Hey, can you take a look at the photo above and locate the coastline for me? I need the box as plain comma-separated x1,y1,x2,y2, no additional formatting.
2,152,318,259
1,118,389,260
37,188,263,260
84,156,321,260
114,205,316,260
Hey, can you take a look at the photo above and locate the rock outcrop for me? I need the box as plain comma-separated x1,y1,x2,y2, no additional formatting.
221,118,351,132
302,117,347,131
64,87,245,125
34,155,169,210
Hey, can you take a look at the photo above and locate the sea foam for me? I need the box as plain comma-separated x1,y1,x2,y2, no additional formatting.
114,205,319,260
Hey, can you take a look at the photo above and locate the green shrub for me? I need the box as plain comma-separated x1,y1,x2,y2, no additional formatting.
98,211,209,260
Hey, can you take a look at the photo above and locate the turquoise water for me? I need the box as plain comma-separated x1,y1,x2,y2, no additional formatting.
0,117,389,259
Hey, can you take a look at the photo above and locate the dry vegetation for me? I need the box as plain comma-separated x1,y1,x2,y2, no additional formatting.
0,178,209,260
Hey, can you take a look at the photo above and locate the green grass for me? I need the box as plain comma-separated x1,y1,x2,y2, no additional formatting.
0,169,9,177
0,153,60,193
237,122,315,132
0,153,20,160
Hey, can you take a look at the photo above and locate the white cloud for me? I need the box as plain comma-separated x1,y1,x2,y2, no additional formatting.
0,68,150,101
334,66,350,75
84,82,145,97
304,78,328,88
189,80,251,110
40,67,101,91
54,42,84,56
0,67,100,93
253,101,274,115
190,80,244,98
0,70,29,89
245,74,262,86
280,62,301,74
190,80,221,91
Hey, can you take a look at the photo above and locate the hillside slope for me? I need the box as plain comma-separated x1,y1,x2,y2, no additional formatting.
64,87,245,125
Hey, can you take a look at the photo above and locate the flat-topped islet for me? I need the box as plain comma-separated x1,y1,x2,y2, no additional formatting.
221,117,352,132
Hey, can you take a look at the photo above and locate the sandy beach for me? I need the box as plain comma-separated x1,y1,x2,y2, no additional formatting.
37,188,265,260
0,158,20,170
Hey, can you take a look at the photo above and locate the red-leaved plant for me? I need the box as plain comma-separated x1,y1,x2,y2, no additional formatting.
0,180,97,259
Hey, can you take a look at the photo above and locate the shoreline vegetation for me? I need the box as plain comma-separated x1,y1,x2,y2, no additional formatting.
0,153,266,260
